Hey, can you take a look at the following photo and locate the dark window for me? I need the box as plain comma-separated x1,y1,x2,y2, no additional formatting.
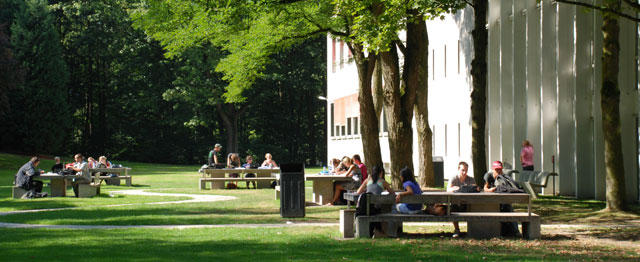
347,118,352,135
341,125,346,136
330,103,335,137
354,117,359,135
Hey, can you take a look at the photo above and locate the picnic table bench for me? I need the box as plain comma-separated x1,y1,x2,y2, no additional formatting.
199,168,280,189
89,167,133,186
343,192,540,239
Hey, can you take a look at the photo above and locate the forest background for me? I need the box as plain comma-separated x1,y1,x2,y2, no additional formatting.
0,0,327,165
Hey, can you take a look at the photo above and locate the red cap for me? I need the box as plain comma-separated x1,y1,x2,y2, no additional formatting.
492,161,503,170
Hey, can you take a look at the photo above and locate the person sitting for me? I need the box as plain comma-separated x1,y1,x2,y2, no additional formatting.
356,165,395,237
242,155,258,189
327,156,362,205
329,158,346,175
208,144,224,168
226,153,241,188
87,157,98,169
15,156,46,198
447,161,477,238
352,154,368,182
394,167,423,214
261,153,278,168
70,154,91,197
51,156,64,174
484,160,521,237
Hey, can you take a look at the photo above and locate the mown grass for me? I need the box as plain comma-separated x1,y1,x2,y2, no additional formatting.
2,152,640,261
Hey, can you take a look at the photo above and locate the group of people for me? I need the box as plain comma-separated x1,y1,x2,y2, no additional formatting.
14,154,117,198
330,141,535,238
207,143,279,189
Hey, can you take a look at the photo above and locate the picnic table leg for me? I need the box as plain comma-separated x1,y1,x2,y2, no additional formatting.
210,171,225,189
199,178,207,190
355,217,371,238
255,171,270,189
522,217,541,239
125,169,132,186
312,180,333,205
49,177,66,197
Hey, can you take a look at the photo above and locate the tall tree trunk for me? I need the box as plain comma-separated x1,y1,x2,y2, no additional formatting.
217,103,246,154
372,57,384,117
470,0,488,185
407,18,435,187
348,42,383,169
601,1,626,211
381,44,415,188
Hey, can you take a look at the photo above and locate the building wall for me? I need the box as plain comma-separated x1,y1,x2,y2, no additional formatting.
326,0,639,201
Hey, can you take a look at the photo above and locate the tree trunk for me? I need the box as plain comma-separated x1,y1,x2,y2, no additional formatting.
470,0,489,186
380,44,415,188
372,57,384,117
407,19,435,187
600,1,626,211
348,42,383,170
217,103,245,154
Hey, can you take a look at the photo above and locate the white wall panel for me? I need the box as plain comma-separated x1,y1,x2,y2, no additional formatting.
526,0,543,170
488,0,503,166
500,0,515,168
557,3,576,196
574,0,596,199
541,1,558,182
513,0,528,169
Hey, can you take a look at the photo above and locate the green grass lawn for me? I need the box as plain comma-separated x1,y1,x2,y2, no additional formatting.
1,152,639,261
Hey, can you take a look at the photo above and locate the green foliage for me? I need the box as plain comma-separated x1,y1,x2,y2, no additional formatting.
0,0,70,153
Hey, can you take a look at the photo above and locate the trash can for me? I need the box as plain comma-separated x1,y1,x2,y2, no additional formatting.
280,163,305,218
433,156,444,187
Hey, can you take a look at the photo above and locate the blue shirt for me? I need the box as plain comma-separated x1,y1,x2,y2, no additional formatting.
402,181,423,210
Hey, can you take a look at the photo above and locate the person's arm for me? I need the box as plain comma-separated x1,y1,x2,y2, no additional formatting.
447,177,458,192
483,175,496,192
343,165,355,177
383,180,395,195
213,154,219,165
396,184,414,203
271,160,278,168
356,177,369,194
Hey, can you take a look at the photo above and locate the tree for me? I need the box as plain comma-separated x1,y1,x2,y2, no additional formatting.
553,0,640,211
3,0,70,154
469,0,488,185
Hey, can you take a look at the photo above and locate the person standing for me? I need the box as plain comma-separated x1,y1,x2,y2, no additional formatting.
520,140,534,171
15,156,45,197
208,144,223,167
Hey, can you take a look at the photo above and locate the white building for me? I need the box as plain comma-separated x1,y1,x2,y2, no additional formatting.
326,0,639,202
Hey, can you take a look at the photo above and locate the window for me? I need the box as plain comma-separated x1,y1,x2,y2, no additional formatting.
457,40,461,74
339,40,344,68
341,125,346,137
330,103,335,137
332,39,336,73
347,118,352,136
444,44,447,78
354,117,359,135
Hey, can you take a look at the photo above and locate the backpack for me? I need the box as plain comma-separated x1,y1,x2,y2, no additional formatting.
495,174,525,193
355,193,380,216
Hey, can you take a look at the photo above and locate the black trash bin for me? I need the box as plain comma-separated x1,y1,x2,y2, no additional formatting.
433,156,444,188
280,163,305,218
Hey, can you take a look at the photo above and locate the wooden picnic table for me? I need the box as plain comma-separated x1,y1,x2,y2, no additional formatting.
200,168,280,189
304,174,353,205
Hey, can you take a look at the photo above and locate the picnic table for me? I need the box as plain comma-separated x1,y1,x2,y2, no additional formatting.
342,191,539,239
304,174,353,205
33,172,80,197
89,167,133,186
199,168,280,189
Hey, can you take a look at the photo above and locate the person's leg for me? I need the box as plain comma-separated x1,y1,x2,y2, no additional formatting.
32,180,43,193
330,184,345,204
395,203,411,214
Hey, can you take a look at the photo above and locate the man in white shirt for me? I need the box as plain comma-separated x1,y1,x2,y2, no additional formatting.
71,154,91,197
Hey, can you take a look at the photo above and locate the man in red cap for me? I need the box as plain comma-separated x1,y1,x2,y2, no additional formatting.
483,160,504,192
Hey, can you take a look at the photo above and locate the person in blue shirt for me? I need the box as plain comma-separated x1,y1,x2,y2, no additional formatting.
394,167,423,214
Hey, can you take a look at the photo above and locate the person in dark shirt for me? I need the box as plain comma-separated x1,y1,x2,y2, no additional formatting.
15,157,44,196
51,156,64,174
208,144,223,167
242,155,258,189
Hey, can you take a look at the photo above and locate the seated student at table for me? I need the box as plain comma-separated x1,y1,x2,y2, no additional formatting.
98,156,112,168
15,156,45,197
352,154,368,182
446,161,477,237
227,153,241,188
242,155,258,189
483,160,521,237
87,157,98,169
51,156,64,174
70,154,91,197
356,165,395,237
394,167,423,214
327,156,362,205
208,144,224,167
329,158,346,175
261,153,278,168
